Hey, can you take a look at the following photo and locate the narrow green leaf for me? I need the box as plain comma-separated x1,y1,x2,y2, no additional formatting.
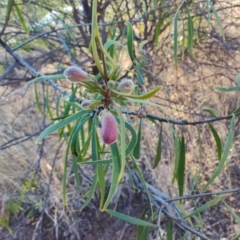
104,40,123,51
70,113,89,156
6,0,15,16
128,98,162,108
154,19,164,48
173,13,178,64
115,106,126,182
236,73,240,86
222,200,240,224
137,210,159,240
62,128,74,205
80,117,99,211
233,106,240,114
61,21,75,41
208,123,222,161
107,25,118,58
125,123,137,155
97,162,106,210
185,195,222,219
45,86,53,120
26,74,65,85
36,111,85,143
102,143,121,211
206,0,211,27
115,118,137,156
216,86,240,92
177,136,185,197
206,0,225,41
202,106,219,117
167,219,173,240
136,208,148,240
105,209,156,227
133,119,142,159
80,174,98,211
80,122,85,147
111,86,161,100
34,83,44,117
56,95,61,118
190,171,199,194
203,114,235,190
141,1,147,15
131,154,153,217
14,4,29,34
72,155,81,191
153,124,162,169
79,159,112,165
126,21,134,61
91,116,106,209
171,126,180,183
187,8,194,56
139,40,148,52
0,218,13,235
81,129,92,158
197,127,203,163
135,67,145,84
79,119,92,159
62,86,78,118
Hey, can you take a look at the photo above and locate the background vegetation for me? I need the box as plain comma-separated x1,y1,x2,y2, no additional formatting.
1,0,240,239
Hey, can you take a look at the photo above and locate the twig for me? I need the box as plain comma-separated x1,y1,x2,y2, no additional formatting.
57,33,76,65
123,111,240,126
166,187,240,202
0,60,16,80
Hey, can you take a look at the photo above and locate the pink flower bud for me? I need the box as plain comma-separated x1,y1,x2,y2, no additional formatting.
100,111,118,145
116,79,134,94
64,66,89,83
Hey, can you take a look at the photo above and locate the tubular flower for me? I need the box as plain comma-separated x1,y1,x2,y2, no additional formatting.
116,79,134,94
100,111,118,145
64,66,89,83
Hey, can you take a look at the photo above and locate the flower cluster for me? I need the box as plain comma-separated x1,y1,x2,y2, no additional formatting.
63,66,135,145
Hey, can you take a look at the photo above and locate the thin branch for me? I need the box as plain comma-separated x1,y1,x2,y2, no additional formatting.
123,111,240,126
57,33,76,65
0,60,16,80
0,131,41,150
166,187,240,202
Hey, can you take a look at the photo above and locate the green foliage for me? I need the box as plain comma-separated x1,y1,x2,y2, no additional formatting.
185,195,222,219
105,209,156,227
203,114,235,190
14,4,30,34
208,123,222,161
152,123,162,169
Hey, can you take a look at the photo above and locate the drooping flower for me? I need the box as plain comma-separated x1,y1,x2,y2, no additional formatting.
100,111,118,145
64,66,89,83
